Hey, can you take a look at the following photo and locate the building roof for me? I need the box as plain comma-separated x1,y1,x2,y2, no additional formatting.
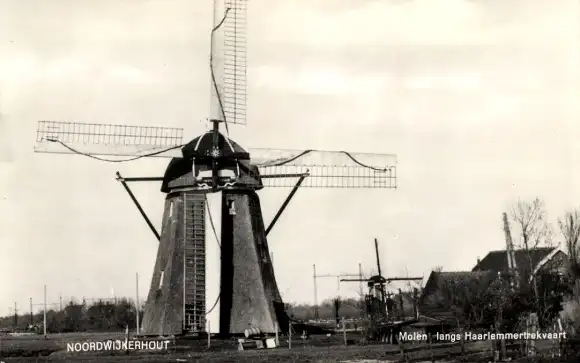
472,247,556,273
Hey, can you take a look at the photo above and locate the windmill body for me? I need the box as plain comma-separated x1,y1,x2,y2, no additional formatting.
140,130,288,335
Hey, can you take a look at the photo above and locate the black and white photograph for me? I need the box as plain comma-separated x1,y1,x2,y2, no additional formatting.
1,0,580,361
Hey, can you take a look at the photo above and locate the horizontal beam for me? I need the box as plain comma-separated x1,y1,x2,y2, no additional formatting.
116,176,163,182
115,173,310,183
340,277,423,282
316,274,361,278
260,173,309,179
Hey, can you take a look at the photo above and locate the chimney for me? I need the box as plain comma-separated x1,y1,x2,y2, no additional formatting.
477,257,481,265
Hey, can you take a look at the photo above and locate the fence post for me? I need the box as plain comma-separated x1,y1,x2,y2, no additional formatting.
342,317,347,345
428,333,434,363
288,321,292,349
43,285,47,338
460,326,465,356
207,321,211,349
558,318,564,357
490,325,496,362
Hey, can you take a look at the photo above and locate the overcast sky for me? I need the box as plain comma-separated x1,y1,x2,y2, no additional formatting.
1,0,579,326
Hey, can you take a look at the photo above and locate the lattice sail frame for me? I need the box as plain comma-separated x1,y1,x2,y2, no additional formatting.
210,0,247,125
34,121,397,188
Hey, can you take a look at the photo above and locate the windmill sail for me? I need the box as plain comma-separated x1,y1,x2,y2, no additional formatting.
34,121,185,158
34,121,397,188
210,0,247,125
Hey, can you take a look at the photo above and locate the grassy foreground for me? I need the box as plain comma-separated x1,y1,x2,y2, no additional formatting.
0,331,566,362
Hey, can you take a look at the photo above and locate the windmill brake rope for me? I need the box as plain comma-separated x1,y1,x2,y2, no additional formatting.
206,293,220,315
46,138,184,162
210,7,231,137
204,194,220,248
49,139,392,173
260,149,392,172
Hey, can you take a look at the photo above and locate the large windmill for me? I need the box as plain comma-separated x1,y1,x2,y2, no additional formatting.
33,0,397,337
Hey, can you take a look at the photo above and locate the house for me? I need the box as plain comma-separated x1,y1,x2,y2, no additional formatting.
472,247,569,279
418,270,498,327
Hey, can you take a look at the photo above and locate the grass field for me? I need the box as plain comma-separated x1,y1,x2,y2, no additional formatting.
0,331,563,362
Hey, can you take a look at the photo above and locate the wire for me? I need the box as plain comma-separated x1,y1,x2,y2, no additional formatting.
204,194,220,248
260,149,392,172
47,139,393,173
210,7,231,137
46,139,184,162
206,294,220,315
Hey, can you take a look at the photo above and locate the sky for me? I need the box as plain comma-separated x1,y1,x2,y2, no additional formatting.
1,0,580,327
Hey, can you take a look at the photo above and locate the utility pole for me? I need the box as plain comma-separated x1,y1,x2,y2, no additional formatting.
59,295,63,311
314,268,363,320
136,272,140,335
29,298,33,326
313,264,318,320
503,212,518,287
13,302,17,328
43,285,47,337
358,263,363,299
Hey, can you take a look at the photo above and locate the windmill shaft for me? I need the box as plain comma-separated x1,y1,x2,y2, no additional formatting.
211,120,220,191
209,0,226,122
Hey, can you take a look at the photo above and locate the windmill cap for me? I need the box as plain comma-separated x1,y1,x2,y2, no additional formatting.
181,131,250,160
368,275,386,283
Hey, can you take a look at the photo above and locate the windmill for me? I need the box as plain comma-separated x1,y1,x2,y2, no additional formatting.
33,0,397,337
341,239,422,322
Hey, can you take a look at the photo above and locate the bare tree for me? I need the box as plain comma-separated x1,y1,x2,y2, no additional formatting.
511,198,554,278
559,210,580,279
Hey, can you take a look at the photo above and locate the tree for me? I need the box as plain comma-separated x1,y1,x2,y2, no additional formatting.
436,273,504,329
63,301,85,332
511,198,554,252
559,209,580,279
511,198,554,299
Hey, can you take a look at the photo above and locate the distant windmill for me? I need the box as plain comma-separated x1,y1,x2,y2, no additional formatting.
341,239,421,322
33,0,398,336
